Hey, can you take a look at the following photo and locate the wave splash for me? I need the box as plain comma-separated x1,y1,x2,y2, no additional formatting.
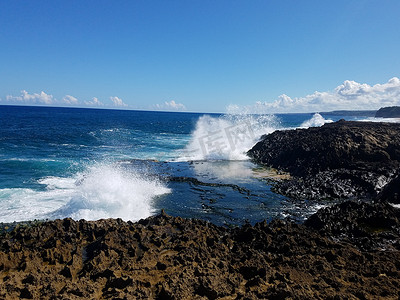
179,113,337,161
0,162,170,222
300,113,333,128
179,114,280,161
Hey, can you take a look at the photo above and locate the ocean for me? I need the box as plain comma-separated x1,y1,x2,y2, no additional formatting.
0,105,379,226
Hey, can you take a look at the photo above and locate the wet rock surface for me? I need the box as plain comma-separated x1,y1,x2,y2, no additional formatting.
248,120,400,200
379,170,400,204
305,201,400,251
1,203,400,299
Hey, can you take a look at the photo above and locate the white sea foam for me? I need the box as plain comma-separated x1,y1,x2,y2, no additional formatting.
191,161,254,180
358,117,400,123
300,113,333,128
178,114,280,161
0,162,170,223
1,157,57,162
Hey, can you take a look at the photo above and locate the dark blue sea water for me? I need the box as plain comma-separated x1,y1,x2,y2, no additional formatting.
0,105,376,225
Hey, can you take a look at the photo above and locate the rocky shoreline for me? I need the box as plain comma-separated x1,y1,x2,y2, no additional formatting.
248,120,400,201
1,201,400,299
1,119,400,299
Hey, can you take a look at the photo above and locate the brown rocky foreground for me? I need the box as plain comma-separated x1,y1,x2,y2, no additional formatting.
1,201,400,299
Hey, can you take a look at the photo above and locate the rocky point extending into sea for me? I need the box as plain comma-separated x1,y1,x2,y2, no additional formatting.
248,120,400,202
1,120,400,299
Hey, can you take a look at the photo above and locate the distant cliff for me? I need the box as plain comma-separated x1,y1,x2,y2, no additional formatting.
321,110,376,117
375,106,400,118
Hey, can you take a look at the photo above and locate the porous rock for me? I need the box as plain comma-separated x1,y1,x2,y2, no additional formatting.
1,206,400,299
248,120,400,200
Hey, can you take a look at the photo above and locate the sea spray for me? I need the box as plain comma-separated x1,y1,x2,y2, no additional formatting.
359,117,400,123
0,106,367,225
0,162,170,222
300,113,333,128
179,114,280,161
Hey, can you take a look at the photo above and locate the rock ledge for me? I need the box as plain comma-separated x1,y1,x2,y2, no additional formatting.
1,202,400,299
248,120,400,201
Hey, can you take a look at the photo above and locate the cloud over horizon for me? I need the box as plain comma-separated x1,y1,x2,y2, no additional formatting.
228,77,400,114
84,97,104,106
109,96,128,107
2,78,399,114
62,95,79,105
5,90,55,105
1,91,184,111
1,91,127,109
153,100,186,111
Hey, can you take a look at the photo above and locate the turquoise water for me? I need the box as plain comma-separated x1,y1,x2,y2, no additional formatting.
0,105,368,225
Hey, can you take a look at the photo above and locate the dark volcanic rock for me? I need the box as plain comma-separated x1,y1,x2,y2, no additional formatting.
305,201,400,251
248,120,400,200
379,170,400,204
375,106,400,118
1,209,400,299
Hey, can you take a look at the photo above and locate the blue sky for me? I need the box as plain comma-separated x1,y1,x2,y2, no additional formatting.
1,0,400,113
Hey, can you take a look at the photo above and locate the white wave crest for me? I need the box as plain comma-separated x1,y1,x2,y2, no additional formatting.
178,114,280,161
358,117,400,123
300,113,333,128
0,162,170,222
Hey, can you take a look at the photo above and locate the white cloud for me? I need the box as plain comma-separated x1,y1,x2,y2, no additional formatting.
2,91,129,109
62,95,79,105
228,77,400,114
153,100,186,111
110,96,128,107
166,100,186,110
84,97,103,106
5,90,54,105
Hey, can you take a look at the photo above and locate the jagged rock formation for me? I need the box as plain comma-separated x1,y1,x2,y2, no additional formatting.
375,106,400,118
248,120,400,201
305,201,400,251
1,203,400,299
379,170,400,203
